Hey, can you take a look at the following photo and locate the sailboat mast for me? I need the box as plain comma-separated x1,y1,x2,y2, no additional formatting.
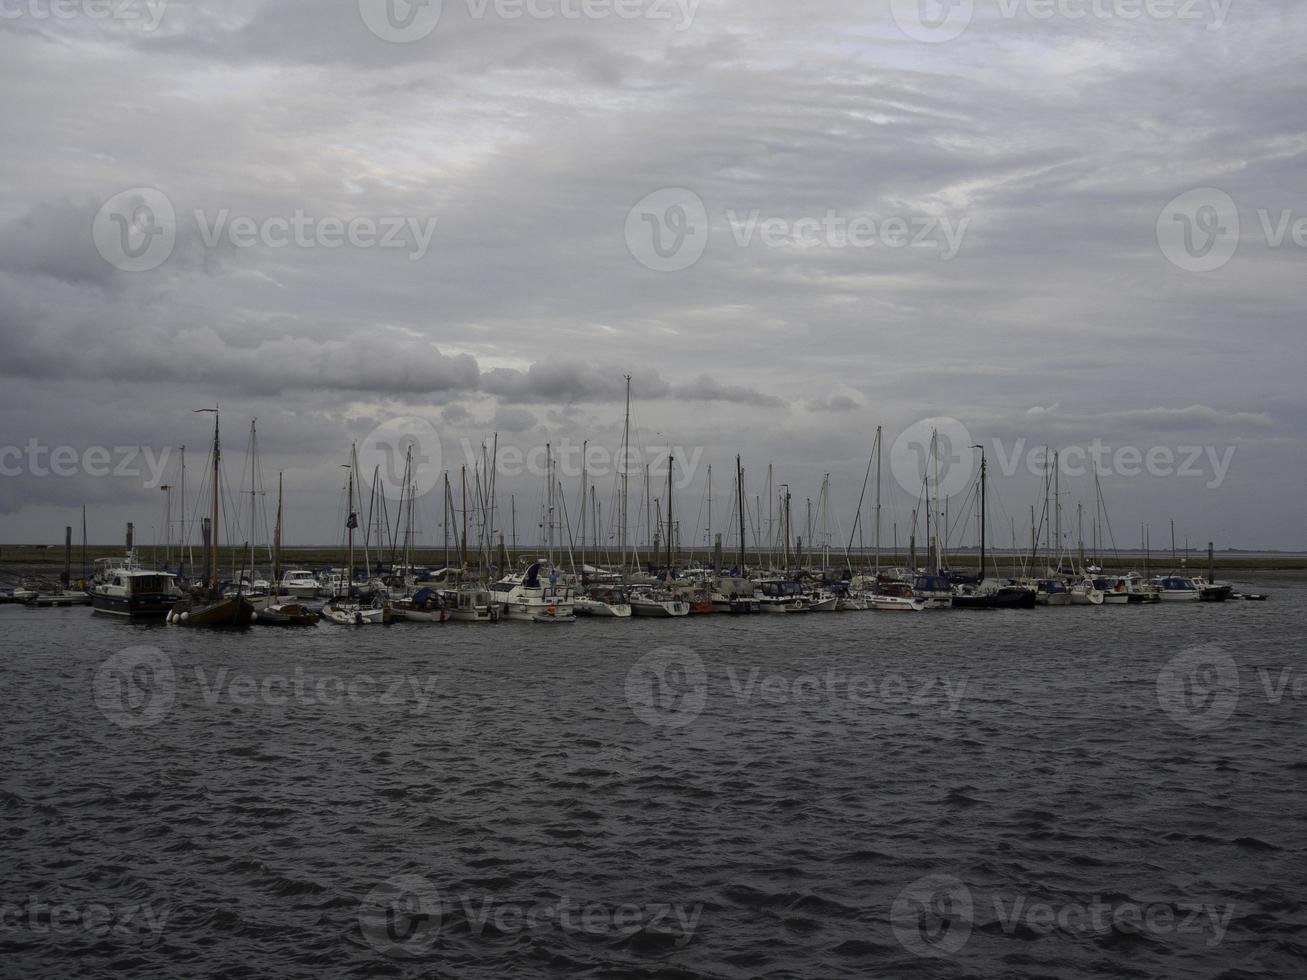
179,445,189,576
782,485,791,571
666,455,674,575
874,425,882,575
1054,449,1061,571
736,455,746,574
273,471,283,589
706,464,712,566
580,440,588,576
442,472,450,569
620,375,630,570
247,419,257,583
209,409,220,590
347,450,357,593
976,446,986,582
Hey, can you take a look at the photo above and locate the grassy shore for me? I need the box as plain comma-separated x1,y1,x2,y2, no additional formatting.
3,543,1306,573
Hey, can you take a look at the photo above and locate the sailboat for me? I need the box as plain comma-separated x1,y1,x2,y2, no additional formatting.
629,453,688,617
254,473,320,626
572,437,633,618
322,446,392,625
168,407,257,628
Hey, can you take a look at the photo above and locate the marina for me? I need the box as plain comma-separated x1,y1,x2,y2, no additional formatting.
0,404,1277,624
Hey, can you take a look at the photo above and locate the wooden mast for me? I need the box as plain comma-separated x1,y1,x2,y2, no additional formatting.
736,455,746,574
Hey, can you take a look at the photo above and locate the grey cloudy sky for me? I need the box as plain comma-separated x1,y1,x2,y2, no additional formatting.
0,0,1302,555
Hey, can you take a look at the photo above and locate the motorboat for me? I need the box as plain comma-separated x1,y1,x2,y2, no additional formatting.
279,569,321,599
253,601,320,626
805,587,839,612
1191,576,1233,602
911,574,955,610
753,579,808,613
392,588,447,623
491,562,575,622
1068,578,1105,606
573,585,633,618
441,586,501,622
90,552,184,619
1156,576,1201,602
321,595,392,625
711,577,760,614
1036,579,1071,606
628,587,690,617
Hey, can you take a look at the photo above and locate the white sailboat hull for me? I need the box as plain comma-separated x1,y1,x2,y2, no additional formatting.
871,595,926,612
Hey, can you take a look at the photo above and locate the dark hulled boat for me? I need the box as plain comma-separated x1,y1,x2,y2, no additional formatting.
169,406,256,630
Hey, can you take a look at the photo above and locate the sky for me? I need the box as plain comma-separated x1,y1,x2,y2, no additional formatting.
0,0,1303,557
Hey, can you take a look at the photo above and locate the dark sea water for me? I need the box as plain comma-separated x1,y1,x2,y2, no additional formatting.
2,574,1305,978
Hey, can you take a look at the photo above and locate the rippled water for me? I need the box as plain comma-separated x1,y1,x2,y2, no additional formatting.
2,575,1305,978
